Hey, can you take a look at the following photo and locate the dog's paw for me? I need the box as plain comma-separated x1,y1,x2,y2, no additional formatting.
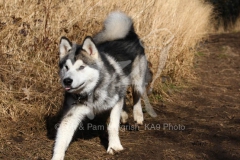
133,110,143,125
107,143,124,155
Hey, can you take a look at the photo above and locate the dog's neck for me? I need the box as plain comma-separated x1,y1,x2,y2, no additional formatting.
73,92,92,104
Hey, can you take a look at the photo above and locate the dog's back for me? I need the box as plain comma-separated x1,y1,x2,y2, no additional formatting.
93,11,153,125
94,11,152,86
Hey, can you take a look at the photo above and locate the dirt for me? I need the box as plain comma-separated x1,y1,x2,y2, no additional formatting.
1,33,240,160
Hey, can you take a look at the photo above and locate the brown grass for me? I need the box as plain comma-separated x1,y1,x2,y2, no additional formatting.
0,0,213,135
210,18,240,33
234,18,240,31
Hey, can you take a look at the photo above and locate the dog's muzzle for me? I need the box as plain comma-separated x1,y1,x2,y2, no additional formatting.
63,78,73,90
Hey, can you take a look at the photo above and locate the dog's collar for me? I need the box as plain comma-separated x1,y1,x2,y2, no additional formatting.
73,92,92,103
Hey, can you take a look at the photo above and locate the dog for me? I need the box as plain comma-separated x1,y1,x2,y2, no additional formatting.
52,11,153,160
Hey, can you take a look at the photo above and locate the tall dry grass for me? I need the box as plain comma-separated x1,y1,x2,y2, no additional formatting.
234,19,240,31
0,0,213,135
211,18,240,33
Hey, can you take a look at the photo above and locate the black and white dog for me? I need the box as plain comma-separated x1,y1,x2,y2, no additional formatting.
52,11,152,160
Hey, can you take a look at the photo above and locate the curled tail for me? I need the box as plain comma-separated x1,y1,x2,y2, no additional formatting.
93,11,133,43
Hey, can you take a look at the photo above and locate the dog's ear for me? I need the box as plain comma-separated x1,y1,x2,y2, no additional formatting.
59,36,72,59
82,36,99,60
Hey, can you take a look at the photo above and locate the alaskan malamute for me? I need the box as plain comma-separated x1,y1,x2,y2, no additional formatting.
52,11,153,160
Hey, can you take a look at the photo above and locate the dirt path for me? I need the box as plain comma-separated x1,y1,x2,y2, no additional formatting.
1,33,240,160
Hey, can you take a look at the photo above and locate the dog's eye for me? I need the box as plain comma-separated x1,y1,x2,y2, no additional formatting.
79,66,85,70
65,65,69,70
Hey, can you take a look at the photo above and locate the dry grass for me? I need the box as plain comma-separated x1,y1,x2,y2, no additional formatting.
208,6,240,33
210,18,240,33
234,19,240,31
0,0,213,136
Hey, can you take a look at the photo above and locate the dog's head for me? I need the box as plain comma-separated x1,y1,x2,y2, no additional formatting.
58,36,100,94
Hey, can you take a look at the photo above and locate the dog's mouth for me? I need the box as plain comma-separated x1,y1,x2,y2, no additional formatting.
64,83,85,91
65,86,71,91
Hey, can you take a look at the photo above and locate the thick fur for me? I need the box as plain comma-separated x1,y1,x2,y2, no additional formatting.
94,11,133,44
52,11,152,160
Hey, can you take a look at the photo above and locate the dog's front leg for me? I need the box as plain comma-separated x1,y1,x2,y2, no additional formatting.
52,105,90,160
107,98,124,154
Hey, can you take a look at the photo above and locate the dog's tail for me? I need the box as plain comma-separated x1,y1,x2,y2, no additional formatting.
93,11,133,44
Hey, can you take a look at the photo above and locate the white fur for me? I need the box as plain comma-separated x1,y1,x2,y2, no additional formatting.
131,55,147,94
107,98,124,154
105,55,123,74
65,59,74,68
94,11,133,43
63,59,100,93
133,99,144,125
93,94,119,112
52,105,91,160
120,110,128,124
105,55,129,87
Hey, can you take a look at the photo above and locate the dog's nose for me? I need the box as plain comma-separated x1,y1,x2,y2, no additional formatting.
63,78,73,86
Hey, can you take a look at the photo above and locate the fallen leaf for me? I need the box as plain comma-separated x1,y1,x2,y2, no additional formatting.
22,87,31,100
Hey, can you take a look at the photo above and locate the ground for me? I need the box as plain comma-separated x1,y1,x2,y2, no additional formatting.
0,33,240,160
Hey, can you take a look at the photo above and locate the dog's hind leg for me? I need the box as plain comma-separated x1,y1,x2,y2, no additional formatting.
132,86,144,125
120,99,128,124
131,55,147,125
107,98,124,154
52,105,91,160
